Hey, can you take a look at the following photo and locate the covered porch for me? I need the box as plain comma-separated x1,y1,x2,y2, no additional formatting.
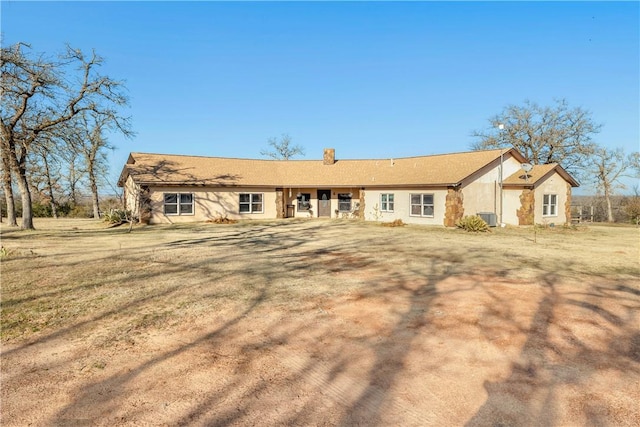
276,187,364,219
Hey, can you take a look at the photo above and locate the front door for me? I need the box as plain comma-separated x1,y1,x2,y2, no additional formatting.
318,190,331,217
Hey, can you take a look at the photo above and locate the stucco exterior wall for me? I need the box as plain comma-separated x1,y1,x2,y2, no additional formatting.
502,190,523,225
124,176,140,217
533,171,571,225
146,187,278,224
363,188,449,225
461,155,522,223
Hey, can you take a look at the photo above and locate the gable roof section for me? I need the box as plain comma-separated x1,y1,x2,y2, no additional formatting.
118,148,534,188
503,163,580,187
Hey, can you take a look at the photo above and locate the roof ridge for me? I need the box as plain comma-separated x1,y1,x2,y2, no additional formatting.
130,147,507,162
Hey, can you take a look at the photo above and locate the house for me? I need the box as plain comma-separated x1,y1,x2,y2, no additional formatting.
117,148,579,226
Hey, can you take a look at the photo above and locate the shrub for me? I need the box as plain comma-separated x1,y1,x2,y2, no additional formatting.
456,215,489,232
207,214,238,224
381,219,405,227
623,197,640,225
103,209,130,224
31,201,53,217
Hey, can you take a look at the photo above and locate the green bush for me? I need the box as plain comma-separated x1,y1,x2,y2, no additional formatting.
455,215,489,232
31,201,53,217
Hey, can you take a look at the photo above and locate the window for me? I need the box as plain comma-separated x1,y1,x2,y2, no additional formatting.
297,193,311,211
380,193,394,212
410,194,434,217
239,193,263,213
543,194,557,216
338,193,352,212
164,193,194,215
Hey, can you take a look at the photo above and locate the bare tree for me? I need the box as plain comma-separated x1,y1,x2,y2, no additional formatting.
0,43,132,229
63,148,82,206
586,147,640,222
260,133,304,160
1,147,17,225
471,99,601,176
64,112,114,218
30,139,64,218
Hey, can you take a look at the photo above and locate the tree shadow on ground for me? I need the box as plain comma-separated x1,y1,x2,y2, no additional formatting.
2,221,638,426
465,268,640,426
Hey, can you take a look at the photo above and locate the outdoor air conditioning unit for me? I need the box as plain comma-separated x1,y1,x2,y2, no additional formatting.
478,212,497,227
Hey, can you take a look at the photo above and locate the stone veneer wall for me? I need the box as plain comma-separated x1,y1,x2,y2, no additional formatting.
565,182,572,225
275,188,284,219
517,189,534,225
138,186,152,224
359,189,365,220
444,188,464,227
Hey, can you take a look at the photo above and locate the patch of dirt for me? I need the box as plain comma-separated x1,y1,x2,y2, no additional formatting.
1,219,639,426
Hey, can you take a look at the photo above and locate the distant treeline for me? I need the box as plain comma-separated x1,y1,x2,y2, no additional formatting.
572,194,640,224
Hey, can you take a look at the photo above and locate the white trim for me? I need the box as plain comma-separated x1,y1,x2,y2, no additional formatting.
543,193,558,217
239,192,264,214
409,193,434,218
380,193,395,212
163,192,195,216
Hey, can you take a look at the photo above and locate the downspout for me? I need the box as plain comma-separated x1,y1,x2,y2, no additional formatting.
497,124,506,226
499,149,504,226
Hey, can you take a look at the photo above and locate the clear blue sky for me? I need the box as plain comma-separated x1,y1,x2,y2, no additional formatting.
2,1,639,193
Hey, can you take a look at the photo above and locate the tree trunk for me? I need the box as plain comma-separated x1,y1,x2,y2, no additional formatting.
42,155,58,219
1,148,18,226
84,145,101,219
604,184,614,223
88,168,100,218
68,155,78,206
2,172,17,226
16,169,34,229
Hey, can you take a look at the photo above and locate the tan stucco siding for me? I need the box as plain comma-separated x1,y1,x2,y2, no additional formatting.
502,190,522,225
146,187,278,224
363,188,448,225
462,155,522,224
533,172,571,225
461,179,499,218
124,176,140,217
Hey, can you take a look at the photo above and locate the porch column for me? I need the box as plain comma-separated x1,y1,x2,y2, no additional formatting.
517,189,534,225
275,188,284,219
444,187,464,227
359,188,365,220
564,182,572,225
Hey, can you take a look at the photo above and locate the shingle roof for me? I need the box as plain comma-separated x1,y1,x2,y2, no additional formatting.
503,163,579,187
118,148,529,188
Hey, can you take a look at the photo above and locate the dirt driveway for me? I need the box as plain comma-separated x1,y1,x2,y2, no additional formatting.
1,219,639,426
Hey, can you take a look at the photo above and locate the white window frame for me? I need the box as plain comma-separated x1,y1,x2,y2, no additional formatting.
380,193,394,212
239,193,264,214
163,193,194,216
297,193,311,211
338,193,352,212
410,193,434,217
543,194,557,216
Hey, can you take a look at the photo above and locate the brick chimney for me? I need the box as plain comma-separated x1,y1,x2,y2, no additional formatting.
323,148,335,165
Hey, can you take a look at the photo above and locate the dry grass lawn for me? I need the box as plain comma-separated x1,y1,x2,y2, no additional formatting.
1,218,639,426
